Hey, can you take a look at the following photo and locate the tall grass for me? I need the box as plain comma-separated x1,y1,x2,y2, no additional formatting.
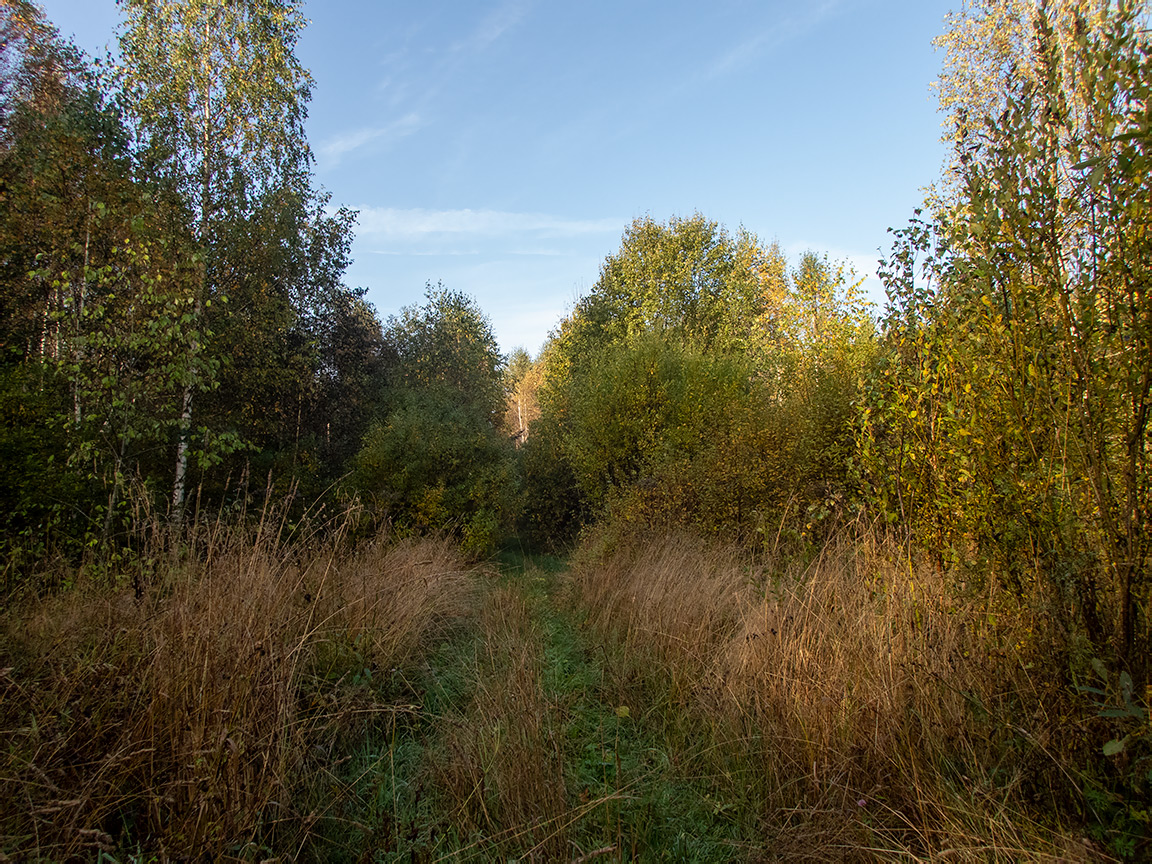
568,526,1114,862
2,508,1132,860
430,582,570,859
0,515,474,860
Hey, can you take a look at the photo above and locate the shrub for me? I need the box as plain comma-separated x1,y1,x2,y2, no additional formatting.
354,387,519,556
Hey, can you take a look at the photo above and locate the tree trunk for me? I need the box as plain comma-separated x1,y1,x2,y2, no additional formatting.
171,15,215,526
172,383,193,521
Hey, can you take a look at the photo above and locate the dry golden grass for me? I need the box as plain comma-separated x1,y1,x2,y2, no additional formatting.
571,530,747,702
0,524,474,860
569,525,1112,863
1,511,1126,861
431,581,569,859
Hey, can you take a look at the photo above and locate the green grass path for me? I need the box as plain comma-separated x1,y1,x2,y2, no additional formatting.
309,545,758,863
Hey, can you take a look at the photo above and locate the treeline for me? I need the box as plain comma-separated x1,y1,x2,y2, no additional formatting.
0,0,375,557
868,0,1152,677
473,4,1151,850
4,0,1152,681
0,1,521,569
499,0,1152,696
518,216,872,547
0,0,872,569
4,0,1151,657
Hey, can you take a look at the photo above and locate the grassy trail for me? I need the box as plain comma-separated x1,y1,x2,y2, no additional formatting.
320,546,756,863
3,531,1116,861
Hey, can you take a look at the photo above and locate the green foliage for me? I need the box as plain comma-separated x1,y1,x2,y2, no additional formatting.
117,0,313,211
860,2,1152,670
558,332,865,541
858,9,1152,852
0,364,93,574
58,233,221,473
384,282,505,423
196,182,367,495
0,29,137,363
548,214,780,382
517,410,588,549
354,286,516,556
559,335,755,526
355,388,517,557
118,0,317,515
534,216,873,544
309,288,389,476
0,9,228,555
1079,661,1152,859
0,1,370,560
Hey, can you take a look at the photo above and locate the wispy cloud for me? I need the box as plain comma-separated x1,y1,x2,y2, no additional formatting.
355,207,621,240
340,3,531,177
703,1,839,81
454,0,531,54
316,113,423,165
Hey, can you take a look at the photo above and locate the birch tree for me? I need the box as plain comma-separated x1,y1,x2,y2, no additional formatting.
117,0,313,521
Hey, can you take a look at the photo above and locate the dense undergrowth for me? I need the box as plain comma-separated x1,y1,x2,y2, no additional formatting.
3,519,1144,861
567,527,1136,861
0,513,476,860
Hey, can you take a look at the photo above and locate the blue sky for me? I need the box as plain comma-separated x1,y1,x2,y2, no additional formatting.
40,0,951,355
